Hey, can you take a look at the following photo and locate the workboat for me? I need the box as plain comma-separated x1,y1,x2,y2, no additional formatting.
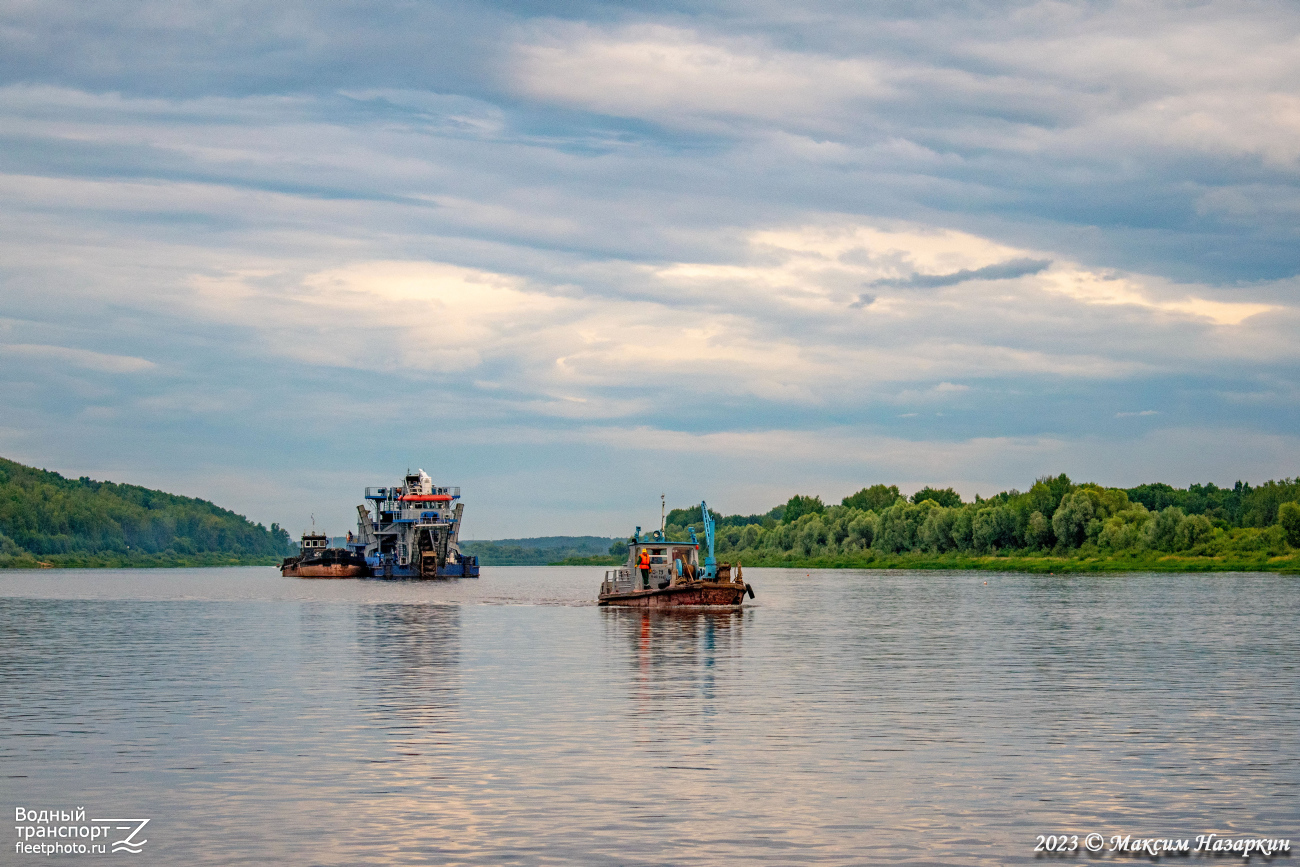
351,468,480,579
599,500,754,607
281,530,368,578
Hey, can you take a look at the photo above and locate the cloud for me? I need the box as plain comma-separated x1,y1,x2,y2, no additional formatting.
134,216,1291,432
869,258,1052,290
511,23,891,133
1040,271,1277,326
0,343,156,373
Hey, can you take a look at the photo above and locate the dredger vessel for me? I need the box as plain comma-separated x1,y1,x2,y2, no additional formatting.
351,468,479,579
281,468,479,579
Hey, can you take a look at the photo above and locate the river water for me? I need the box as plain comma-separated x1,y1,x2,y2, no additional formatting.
1,567,1296,865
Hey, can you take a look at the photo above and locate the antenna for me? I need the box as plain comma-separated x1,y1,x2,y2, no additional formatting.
661,494,666,536
310,513,315,530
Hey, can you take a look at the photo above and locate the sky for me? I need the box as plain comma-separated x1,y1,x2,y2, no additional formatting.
0,0,1297,538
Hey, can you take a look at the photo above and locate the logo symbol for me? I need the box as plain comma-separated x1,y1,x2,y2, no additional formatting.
92,818,149,854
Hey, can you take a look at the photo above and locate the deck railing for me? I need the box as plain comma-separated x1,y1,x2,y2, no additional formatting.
366,486,461,499
601,567,636,596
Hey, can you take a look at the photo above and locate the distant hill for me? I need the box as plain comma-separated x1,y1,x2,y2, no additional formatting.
0,457,293,568
461,535,623,566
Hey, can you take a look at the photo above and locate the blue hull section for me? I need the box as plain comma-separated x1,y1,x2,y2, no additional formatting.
364,555,479,580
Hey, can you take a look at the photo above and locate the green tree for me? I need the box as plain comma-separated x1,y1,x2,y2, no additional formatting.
1126,482,1180,513
911,486,962,508
918,506,958,552
1174,514,1214,550
1278,501,1300,547
1143,506,1186,552
1027,474,1073,519
1024,511,1052,550
846,513,876,549
796,516,830,555
972,505,1016,552
1097,506,1150,551
842,484,901,512
1051,491,1096,549
874,502,927,553
782,494,825,523
951,507,975,551
1241,478,1300,527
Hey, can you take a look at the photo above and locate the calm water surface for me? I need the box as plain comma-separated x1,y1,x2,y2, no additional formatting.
1,567,1296,865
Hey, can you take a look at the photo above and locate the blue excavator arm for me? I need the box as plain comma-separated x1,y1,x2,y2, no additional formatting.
701,500,716,581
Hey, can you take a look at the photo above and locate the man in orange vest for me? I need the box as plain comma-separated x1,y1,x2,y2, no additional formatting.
638,547,651,589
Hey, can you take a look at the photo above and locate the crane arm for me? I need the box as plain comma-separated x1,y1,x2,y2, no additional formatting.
701,500,717,580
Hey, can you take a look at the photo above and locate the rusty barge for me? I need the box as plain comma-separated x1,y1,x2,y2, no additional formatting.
280,530,368,578
599,500,753,608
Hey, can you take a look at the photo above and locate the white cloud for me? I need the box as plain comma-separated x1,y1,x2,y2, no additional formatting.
1039,270,1276,326
509,6,1300,173
512,24,890,132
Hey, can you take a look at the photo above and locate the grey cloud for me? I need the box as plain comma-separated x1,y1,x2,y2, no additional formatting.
869,258,1053,290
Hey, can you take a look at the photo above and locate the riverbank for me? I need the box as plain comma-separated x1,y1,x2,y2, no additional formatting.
0,552,284,569
729,550,1300,573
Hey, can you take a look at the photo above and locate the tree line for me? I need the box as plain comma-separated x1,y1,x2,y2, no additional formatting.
0,457,293,566
659,475,1300,561
461,536,620,565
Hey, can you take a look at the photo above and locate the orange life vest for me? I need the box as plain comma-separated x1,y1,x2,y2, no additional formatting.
638,549,650,569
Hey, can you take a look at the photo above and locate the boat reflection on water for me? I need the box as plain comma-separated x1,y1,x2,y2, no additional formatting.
353,604,461,732
602,607,749,733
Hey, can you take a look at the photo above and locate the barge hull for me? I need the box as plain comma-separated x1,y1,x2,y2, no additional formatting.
599,581,751,608
282,563,368,579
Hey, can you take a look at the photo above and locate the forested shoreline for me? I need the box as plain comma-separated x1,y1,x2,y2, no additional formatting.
0,457,293,568
6,454,1298,572
659,475,1300,573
